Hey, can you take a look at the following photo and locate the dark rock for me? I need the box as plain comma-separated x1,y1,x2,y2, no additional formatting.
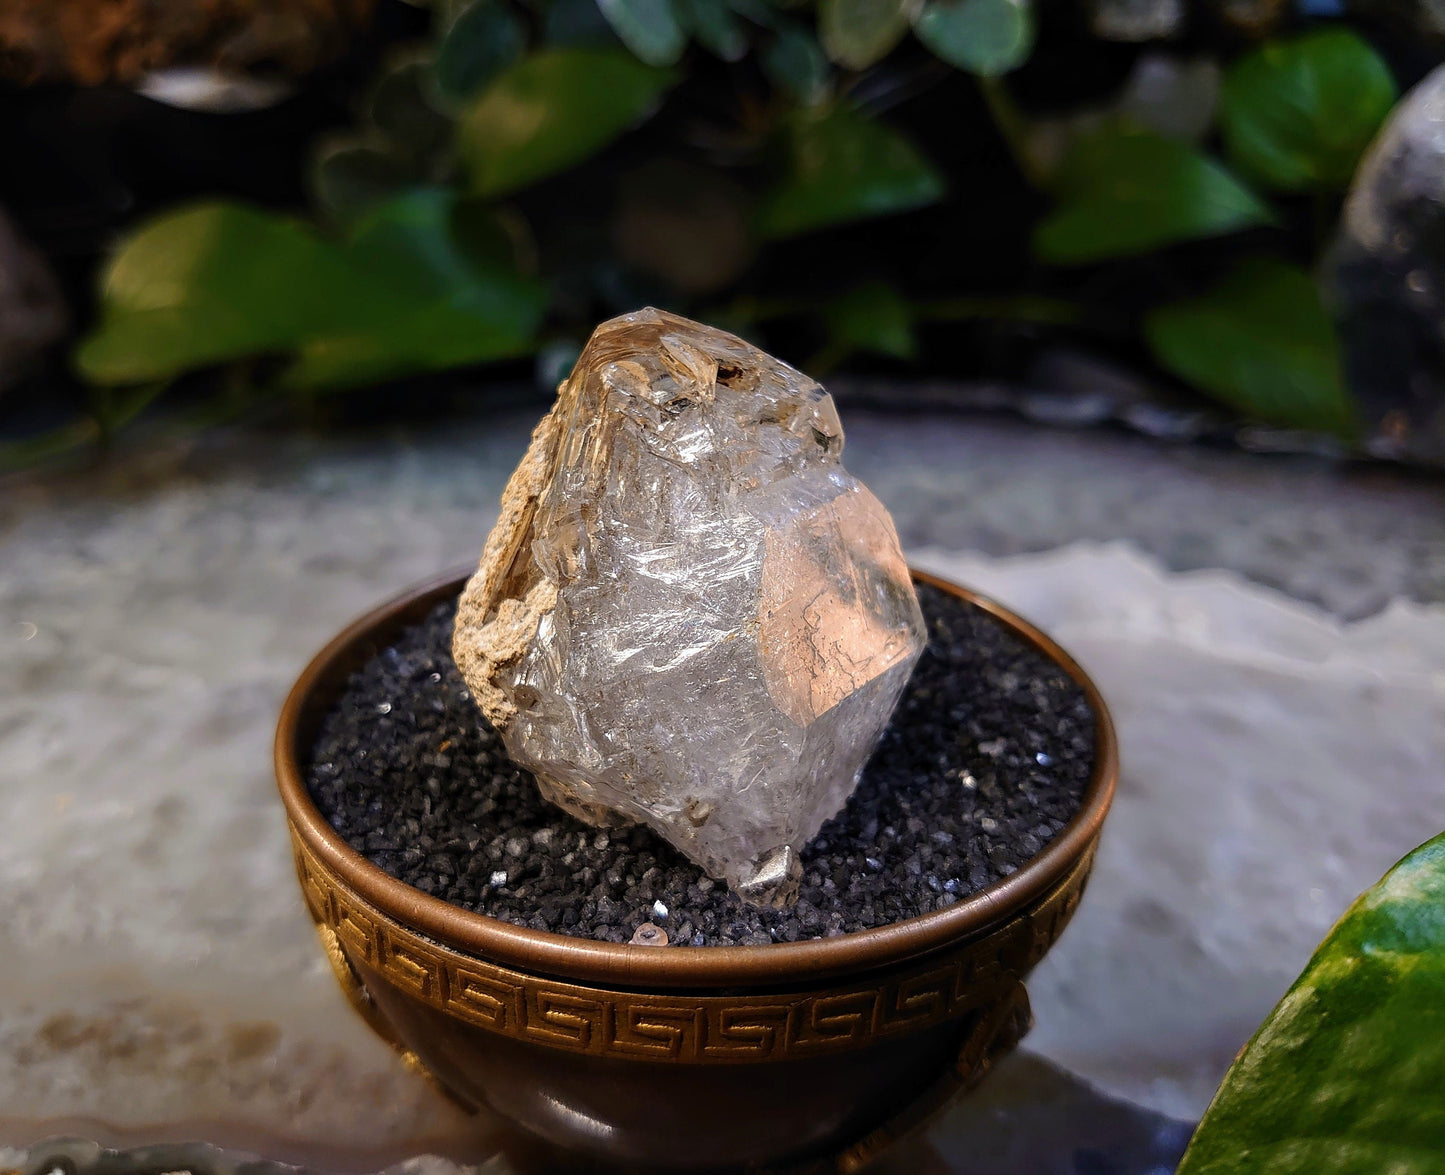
0,207,67,392
1347,0,1445,47
1327,65,1445,466
1088,0,1184,41
1115,53,1221,144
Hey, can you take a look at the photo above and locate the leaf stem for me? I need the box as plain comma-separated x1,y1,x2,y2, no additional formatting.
0,418,101,473
0,381,167,472
976,75,1045,189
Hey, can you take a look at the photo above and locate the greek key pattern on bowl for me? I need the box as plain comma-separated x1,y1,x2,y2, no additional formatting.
292,833,1093,1064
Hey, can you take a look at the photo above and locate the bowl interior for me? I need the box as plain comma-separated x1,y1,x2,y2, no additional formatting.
275,568,1117,990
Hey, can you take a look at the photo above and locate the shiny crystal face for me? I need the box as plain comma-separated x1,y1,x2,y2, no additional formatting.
452,308,926,906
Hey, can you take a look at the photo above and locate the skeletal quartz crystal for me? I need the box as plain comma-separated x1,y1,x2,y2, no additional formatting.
453,309,926,906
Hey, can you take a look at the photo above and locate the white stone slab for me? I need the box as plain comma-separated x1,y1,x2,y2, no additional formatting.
2,435,1441,1156
917,544,1445,1120
0,453,509,1159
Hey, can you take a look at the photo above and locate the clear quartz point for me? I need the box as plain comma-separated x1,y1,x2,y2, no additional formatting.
452,308,926,907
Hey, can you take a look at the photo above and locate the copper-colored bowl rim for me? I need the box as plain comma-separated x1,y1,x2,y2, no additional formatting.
275,567,1117,990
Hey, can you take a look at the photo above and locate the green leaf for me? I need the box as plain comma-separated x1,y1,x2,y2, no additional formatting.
1033,122,1274,264
77,203,373,383
342,188,520,295
1145,258,1355,435
819,0,914,69
675,0,748,60
544,0,621,44
757,105,945,238
311,138,415,227
280,297,541,390
434,0,527,103
311,55,455,226
77,194,545,392
914,0,1033,77
279,190,546,388
367,57,453,165
724,0,782,28
1178,830,1445,1175
456,48,674,196
824,282,917,359
762,24,830,105
597,0,687,65
1220,27,1397,193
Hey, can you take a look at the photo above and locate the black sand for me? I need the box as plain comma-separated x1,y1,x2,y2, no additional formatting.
307,583,1095,946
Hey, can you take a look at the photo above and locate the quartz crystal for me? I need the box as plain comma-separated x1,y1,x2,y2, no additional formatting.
452,308,926,906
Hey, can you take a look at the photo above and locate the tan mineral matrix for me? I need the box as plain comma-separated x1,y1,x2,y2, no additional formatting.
453,308,925,906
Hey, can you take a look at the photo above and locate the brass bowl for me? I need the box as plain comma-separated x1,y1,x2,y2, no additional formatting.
274,570,1117,1172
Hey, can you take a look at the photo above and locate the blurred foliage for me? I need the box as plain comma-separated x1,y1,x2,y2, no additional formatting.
456,48,676,195
1220,27,1397,193
57,0,1414,458
1032,122,1275,263
914,0,1033,76
1146,257,1353,436
80,193,545,391
756,105,946,238
1177,828,1445,1175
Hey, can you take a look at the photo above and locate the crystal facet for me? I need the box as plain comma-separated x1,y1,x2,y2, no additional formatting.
452,308,926,906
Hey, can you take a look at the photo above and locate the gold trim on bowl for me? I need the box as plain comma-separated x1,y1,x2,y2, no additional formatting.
291,830,1095,1064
